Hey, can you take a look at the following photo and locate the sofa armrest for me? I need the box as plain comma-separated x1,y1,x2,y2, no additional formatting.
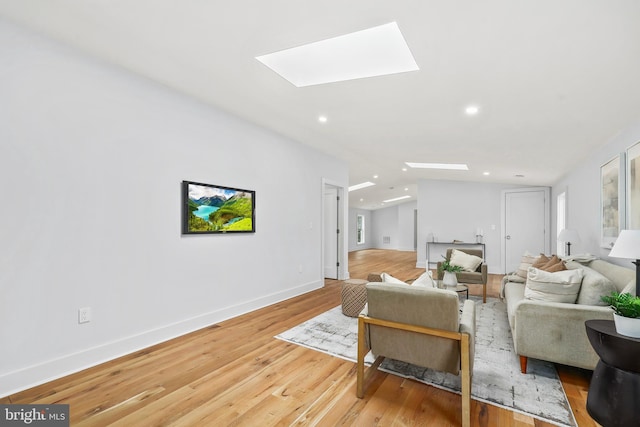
513,300,613,370
459,299,476,371
480,263,487,284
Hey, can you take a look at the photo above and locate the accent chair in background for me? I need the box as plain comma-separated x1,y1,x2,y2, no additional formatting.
437,248,488,302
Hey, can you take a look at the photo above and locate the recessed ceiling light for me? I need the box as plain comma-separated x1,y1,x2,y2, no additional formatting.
318,115,328,123
404,188,409,191
483,171,490,176
373,175,379,179
255,22,419,87
405,162,469,171
402,167,407,172
465,105,479,116
383,195,411,203
348,181,375,192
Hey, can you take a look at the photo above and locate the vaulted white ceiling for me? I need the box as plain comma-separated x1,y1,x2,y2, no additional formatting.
2,1,639,209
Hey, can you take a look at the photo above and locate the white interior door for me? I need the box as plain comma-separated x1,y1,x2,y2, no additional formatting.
323,186,339,279
504,189,548,273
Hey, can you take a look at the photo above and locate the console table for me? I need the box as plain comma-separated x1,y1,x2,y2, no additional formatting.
426,242,485,267
585,319,640,427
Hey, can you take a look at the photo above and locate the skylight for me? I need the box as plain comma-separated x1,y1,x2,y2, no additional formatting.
383,195,411,203
405,162,469,171
349,182,376,192
256,22,419,87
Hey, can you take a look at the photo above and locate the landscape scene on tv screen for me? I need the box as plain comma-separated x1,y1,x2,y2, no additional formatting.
183,181,255,233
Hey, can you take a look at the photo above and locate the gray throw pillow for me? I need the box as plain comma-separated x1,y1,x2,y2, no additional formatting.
568,264,617,305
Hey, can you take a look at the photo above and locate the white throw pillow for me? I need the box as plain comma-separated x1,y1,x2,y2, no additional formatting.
525,267,584,303
412,271,437,288
381,272,409,285
450,249,483,272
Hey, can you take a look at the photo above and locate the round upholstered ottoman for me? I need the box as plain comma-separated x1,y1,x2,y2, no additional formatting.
341,279,368,317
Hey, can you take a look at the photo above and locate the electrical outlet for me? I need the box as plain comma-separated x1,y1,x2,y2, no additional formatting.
78,307,92,324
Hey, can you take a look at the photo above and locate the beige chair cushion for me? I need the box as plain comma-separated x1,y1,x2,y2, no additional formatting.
525,267,584,303
450,249,483,272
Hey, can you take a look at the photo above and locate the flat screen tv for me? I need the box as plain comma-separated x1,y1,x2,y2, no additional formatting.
182,180,255,234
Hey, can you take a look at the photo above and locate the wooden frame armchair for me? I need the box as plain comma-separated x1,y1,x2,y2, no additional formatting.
437,248,488,302
357,282,476,427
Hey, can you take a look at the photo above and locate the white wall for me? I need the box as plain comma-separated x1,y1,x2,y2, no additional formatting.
0,19,348,397
552,121,640,267
348,208,373,251
416,180,531,273
397,202,418,251
369,201,417,251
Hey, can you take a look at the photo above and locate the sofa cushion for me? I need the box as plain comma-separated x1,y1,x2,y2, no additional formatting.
381,273,409,286
543,260,567,272
516,253,540,279
449,249,483,272
525,267,584,303
412,271,437,288
565,261,617,305
531,254,550,269
539,255,566,272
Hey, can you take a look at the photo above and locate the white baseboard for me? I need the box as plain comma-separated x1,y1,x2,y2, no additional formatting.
0,280,322,398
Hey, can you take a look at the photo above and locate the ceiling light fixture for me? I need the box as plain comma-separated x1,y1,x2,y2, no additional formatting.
483,172,490,176
373,174,379,179
318,115,328,123
383,195,411,203
405,162,469,170
465,105,480,115
255,22,419,87
348,181,375,192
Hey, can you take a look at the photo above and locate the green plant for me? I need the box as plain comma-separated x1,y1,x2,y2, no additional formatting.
438,257,463,273
601,292,640,318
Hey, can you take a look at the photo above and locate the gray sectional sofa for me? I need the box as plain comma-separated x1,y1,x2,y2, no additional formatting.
503,259,636,372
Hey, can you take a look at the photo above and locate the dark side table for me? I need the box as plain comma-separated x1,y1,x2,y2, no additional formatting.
585,319,640,427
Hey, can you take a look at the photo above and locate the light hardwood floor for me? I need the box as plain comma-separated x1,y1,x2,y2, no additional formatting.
2,249,596,426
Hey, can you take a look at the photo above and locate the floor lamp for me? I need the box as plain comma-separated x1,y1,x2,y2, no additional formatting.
609,230,640,297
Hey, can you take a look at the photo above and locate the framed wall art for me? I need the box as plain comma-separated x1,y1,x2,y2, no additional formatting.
182,180,255,234
601,154,625,248
627,141,640,230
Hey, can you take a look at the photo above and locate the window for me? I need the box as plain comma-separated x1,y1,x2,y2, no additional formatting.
357,214,365,244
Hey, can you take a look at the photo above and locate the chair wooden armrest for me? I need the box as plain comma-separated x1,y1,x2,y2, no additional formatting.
356,313,472,427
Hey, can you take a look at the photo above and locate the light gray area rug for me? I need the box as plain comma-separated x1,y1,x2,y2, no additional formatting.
275,298,576,427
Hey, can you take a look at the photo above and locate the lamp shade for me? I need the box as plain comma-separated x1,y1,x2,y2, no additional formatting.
609,230,640,259
558,229,580,243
